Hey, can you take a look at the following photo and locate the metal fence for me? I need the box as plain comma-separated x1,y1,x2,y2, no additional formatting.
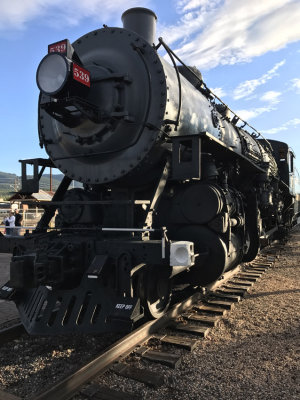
0,207,47,235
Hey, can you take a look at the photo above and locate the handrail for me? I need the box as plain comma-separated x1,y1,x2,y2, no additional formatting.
156,37,273,152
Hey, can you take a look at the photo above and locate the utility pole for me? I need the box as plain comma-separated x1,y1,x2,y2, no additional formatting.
50,167,52,192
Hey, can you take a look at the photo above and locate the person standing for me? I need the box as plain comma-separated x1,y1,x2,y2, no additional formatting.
4,211,15,236
2,214,9,235
14,209,23,236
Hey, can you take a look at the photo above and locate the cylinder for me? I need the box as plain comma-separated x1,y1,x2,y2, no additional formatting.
181,184,224,224
121,7,157,44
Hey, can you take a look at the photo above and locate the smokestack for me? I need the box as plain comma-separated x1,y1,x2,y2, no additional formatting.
121,7,157,45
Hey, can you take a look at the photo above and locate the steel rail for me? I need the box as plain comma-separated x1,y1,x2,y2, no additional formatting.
1,259,272,400
31,266,244,400
0,323,25,345
0,390,21,400
31,291,201,400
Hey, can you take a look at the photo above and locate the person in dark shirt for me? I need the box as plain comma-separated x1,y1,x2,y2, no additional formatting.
14,209,23,236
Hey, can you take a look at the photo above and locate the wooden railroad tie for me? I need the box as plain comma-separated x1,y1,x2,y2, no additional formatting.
173,322,210,337
156,334,198,351
135,346,181,368
209,292,242,302
111,363,165,388
193,303,228,315
80,383,139,400
183,313,221,326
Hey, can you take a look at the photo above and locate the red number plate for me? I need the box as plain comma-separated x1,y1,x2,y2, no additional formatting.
48,40,67,54
73,63,91,87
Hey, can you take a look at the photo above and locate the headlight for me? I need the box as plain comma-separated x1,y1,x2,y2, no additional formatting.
36,53,71,96
170,241,195,266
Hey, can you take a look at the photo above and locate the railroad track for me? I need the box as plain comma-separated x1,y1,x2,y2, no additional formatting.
0,252,278,400
0,322,25,345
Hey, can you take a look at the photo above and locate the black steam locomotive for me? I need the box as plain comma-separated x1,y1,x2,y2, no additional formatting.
0,8,297,334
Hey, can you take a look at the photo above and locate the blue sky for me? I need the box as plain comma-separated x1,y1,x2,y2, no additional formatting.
0,0,300,190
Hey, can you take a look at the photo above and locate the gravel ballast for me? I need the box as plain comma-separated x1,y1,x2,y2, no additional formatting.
90,226,300,400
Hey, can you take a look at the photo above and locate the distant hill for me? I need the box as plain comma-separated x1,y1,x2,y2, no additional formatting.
0,170,81,199
41,174,82,189
0,171,18,199
0,172,17,180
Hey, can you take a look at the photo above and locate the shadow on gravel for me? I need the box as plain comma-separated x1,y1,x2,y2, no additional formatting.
247,289,300,298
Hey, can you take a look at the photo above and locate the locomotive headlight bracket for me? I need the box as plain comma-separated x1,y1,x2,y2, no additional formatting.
36,52,91,98
38,58,135,129
37,51,96,128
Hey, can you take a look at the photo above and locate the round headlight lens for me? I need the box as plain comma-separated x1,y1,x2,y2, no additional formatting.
37,53,69,95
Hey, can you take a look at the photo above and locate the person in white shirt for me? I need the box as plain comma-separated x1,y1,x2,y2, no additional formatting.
4,211,15,236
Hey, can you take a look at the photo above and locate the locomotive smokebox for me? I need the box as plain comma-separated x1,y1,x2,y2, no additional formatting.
122,7,157,44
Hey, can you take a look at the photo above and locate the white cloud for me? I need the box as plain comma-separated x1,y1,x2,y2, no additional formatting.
290,78,300,94
210,87,227,98
260,90,281,104
0,0,149,31
176,0,222,13
159,1,221,48
235,106,273,122
233,60,285,99
160,0,300,70
3,0,300,73
235,89,281,121
261,118,300,135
